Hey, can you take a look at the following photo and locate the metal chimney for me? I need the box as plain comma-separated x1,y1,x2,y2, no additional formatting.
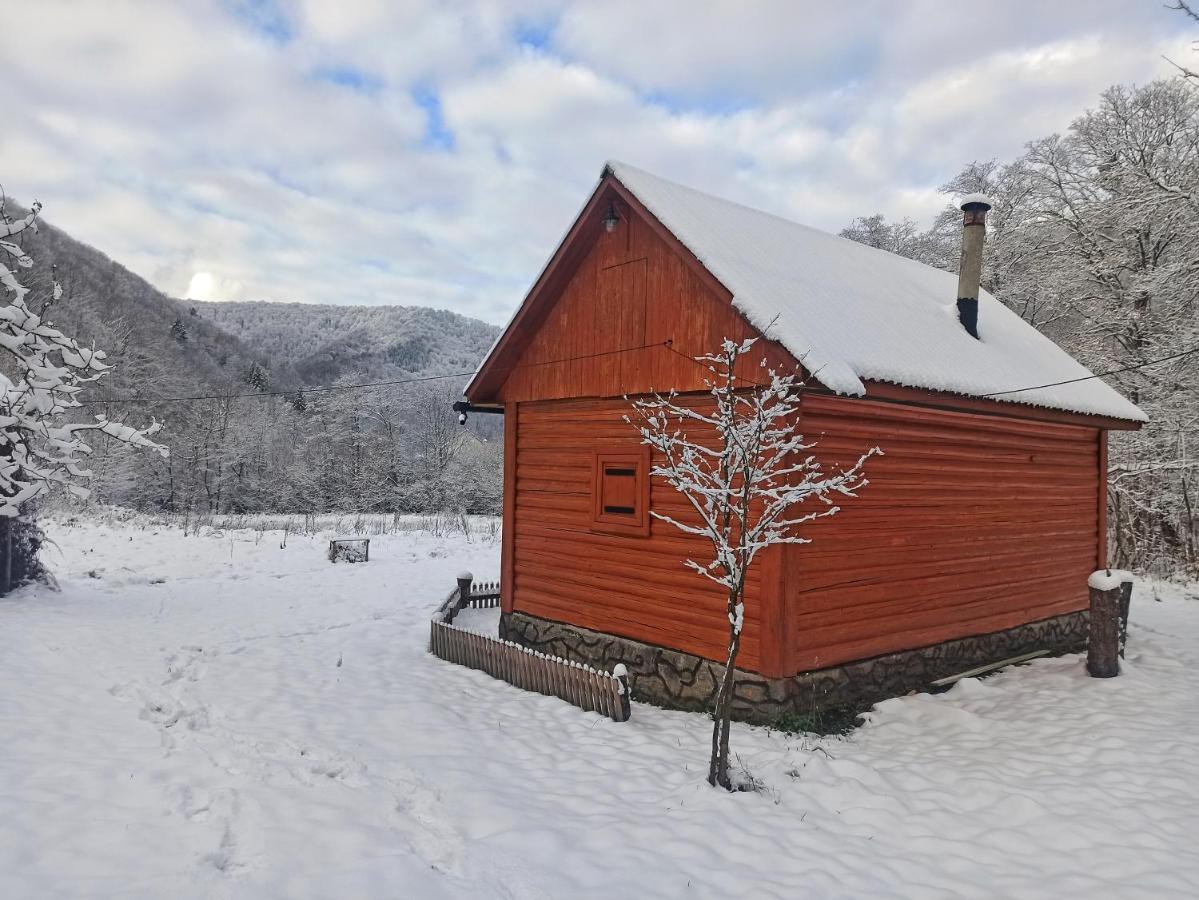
955,193,992,339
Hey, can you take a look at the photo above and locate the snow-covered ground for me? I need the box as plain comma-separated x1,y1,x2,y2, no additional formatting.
3,516,1199,899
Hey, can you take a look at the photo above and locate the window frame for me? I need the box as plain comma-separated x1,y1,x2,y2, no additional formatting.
590,447,651,537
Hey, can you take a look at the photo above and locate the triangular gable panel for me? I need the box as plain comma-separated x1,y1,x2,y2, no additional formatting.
467,175,796,404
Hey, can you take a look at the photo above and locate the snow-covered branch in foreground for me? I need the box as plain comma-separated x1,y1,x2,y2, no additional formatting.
0,196,166,517
627,337,880,789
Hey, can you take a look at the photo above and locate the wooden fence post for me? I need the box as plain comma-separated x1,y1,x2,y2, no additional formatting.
613,664,631,721
449,571,472,624
1087,570,1122,678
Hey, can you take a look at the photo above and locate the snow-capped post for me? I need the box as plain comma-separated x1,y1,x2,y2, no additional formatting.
0,195,167,591
451,570,473,624
1087,570,1123,677
628,336,880,790
612,663,631,721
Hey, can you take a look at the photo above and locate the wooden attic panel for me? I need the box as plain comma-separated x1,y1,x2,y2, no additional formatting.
495,205,797,403
616,259,649,394
781,393,1100,674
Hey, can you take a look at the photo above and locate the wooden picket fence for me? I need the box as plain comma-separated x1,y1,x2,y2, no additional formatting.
461,580,501,609
429,580,630,722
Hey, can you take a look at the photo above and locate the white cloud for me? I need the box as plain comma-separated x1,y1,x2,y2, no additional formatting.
1,1,1196,326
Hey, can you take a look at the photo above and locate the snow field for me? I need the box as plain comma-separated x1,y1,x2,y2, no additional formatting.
1,516,1198,898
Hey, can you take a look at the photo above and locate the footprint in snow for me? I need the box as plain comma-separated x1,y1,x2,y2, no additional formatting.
386,767,465,876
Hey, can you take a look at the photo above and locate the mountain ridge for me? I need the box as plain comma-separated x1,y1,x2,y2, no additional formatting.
191,300,500,388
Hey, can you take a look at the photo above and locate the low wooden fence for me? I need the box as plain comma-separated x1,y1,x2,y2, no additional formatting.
429,577,630,722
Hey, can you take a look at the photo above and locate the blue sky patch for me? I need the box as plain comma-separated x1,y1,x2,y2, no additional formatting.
314,66,384,96
412,85,455,151
222,0,293,44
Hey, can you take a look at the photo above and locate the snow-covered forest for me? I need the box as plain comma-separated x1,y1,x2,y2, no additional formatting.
841,78,1199,578
11,212,503,518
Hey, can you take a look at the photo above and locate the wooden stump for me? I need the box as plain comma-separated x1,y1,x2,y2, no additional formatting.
1087,571,1122,678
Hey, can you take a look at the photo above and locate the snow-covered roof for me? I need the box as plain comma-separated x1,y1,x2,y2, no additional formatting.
605,161,1145,423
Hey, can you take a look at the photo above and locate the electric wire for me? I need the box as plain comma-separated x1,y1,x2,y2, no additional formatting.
75,340,674,406
71,335,1198,409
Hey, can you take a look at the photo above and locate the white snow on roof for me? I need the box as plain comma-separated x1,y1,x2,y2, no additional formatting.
607,160,1145,422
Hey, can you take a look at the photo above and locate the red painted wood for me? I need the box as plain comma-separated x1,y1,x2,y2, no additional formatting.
473,180,796,405
783,393,1102,672
501,401,517,615
504,208,793,402
1097,429,1108,570
510,396,771,670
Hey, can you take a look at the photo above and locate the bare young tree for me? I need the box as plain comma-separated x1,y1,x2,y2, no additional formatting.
628,337,879,789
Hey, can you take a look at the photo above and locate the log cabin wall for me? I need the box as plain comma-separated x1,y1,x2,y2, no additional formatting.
492,202,796,671
783,393,1103,673
509,396,773,671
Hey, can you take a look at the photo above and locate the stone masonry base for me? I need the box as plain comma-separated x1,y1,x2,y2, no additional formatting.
499,610,1090,726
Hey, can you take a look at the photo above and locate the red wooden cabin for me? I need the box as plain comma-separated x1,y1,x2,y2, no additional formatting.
463,162,1144,718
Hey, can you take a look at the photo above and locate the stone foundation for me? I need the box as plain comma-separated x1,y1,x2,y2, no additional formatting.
499,610,1090,726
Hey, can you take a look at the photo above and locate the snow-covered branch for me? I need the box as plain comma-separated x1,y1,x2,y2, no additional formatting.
0,195,167,516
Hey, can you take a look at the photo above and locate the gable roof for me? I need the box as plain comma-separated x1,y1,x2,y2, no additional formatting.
470,161,1146,423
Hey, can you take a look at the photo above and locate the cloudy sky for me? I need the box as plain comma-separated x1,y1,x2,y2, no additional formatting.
4,1,1195,324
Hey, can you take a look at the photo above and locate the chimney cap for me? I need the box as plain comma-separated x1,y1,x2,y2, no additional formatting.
958,193,994,212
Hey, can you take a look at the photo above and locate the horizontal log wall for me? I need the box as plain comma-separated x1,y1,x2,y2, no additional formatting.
785,394,1102,672
510,397,771,671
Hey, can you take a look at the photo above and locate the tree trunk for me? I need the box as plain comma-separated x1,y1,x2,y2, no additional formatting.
1087,579,1122,678
708,589,743,790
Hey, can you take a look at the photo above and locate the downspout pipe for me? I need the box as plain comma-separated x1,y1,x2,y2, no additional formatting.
956,193,993,340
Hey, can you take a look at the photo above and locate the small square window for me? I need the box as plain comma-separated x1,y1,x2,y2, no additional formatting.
591,448,650,536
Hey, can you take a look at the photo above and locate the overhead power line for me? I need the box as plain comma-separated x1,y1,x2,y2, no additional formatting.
981,344,1199,398
73,336,1197,408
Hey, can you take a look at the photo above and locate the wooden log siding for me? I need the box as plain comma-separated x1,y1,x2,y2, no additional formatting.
510,396,768,672
783,394,1102,672
492,202,793,405
429,586,629,723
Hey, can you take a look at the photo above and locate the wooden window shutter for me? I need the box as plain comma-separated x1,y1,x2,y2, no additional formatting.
591,447,651,536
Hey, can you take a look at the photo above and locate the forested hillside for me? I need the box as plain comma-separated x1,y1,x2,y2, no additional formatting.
193,301,498,386
8,204,502,518
10,203,286,399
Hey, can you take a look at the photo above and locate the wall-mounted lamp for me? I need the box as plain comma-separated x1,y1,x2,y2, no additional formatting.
602,203,620,232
